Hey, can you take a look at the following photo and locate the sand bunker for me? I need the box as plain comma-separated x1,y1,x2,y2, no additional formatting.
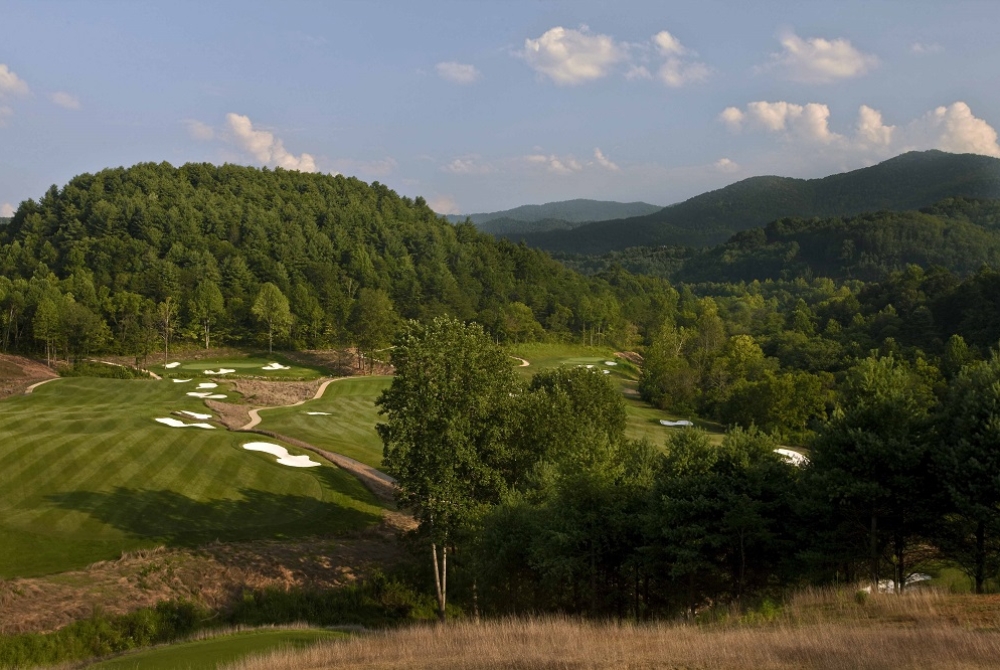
186,391,227,399
262,362,291,371
585,365,595,369
775,448,808,467
203,368,236,375
242,442,321,468
305,411,331,416
660,419,694,427
197,382,218,389
178,410,213,420
602,370,611,374
155,417,214,429
604,361,617,366
164,362,181,369
172,379,192,383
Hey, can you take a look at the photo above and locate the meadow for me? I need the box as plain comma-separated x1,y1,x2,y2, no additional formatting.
0,376,382,577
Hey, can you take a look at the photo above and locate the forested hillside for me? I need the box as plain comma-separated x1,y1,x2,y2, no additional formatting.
446,198,662,226
515,151,1000,253
0,162,676,361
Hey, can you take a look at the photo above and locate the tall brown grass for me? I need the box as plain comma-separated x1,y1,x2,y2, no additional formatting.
224,587,1000,669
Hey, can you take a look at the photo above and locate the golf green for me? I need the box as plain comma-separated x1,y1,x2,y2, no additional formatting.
0,377,382,578
156,355,322,381
256,376,391,468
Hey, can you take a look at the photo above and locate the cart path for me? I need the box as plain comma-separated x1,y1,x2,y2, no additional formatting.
239,377,344,430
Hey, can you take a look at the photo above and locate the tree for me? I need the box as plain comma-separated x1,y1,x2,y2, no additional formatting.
348,288,397,373
377,316,521,622
156,297,178,365
33,297,60,367
251,282,291,354
189,280,225,349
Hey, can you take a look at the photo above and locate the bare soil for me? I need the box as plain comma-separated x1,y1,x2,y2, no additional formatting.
0,521,404,635
0,353,59,400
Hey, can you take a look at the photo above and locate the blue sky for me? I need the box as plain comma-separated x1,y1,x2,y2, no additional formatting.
2,0,1000,216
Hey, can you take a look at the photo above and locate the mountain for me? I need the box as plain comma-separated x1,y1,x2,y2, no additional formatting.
476,217,577,236
446,199,662,228
514,151,1000,254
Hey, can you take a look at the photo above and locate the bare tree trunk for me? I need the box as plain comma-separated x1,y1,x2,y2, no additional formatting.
976,519,986,595
871,513,879,592
431,543,448,623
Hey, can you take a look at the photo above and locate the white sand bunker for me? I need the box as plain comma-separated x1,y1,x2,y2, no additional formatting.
203,368,236,375
155,417,214,429
172,379,192,383
197,382,218,389
186,391,227,399
602,370,611,374
604,361,617,366
262,362,291,371
305,411,331,416
775,448,808,467
660,420,694,427
178,410,212,420
585,364,595,369
164,362,181,369
243,442,321,468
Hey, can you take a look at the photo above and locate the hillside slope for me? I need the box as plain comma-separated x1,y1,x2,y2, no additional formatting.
447,199,662,227
516,151,1000,253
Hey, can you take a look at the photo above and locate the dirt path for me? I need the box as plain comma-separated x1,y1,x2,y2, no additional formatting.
239,377,344,430
24,378,61,394
87,358,162,380
512,356,530,367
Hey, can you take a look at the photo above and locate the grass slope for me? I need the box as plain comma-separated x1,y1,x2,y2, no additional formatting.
256,377,391,468
87,628,345,670
0,378,382,577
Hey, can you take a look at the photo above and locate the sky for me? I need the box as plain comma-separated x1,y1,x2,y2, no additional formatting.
2,0,1000,216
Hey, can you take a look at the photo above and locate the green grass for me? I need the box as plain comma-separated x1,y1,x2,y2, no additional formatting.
155,354,323,381
257,377,392,468
86,628,345,670
0,377,383,578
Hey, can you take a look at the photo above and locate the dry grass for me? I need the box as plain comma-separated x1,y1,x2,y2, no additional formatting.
0,353,58,399
225,588,1000,670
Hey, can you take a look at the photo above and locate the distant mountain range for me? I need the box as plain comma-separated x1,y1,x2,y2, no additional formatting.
511,151,1000,254
446,199,662,235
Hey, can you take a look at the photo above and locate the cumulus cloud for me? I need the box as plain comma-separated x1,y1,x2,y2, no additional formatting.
435,61,481,84
184,119,215,141
714,158,739,173
50,91,80,110
593,148,620,171
624,65,652,81
911,42,943,54
0,64,29,97
442,155,492,174
0,202,15,217
658,59,711,87
719,99,1000,159
427,195,460,215
225,113,316,172
653,30,686,56
526,153,584,174
762,32,877,83
521,26,625,85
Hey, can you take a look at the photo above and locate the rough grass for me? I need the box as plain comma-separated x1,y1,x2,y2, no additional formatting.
0,377,383,577
224,589,1000,670
256,377,392,468
86,627,346,670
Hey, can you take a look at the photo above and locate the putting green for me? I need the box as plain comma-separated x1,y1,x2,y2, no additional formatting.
0,377,382,578
86,628,345,670
257,377,391,468
156,355,322,381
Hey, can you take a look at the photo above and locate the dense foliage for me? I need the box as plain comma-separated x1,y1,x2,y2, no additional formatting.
446,198,661,227
514,150,1000,253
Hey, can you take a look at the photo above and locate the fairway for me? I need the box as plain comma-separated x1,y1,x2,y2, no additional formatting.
156,355,322,381
0,378,382,578
87,628,345,670
257,377,391,468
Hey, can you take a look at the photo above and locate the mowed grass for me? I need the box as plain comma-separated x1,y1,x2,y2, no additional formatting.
0,378,382,578
87,628,345,670
257,377,391,469
508,343,725,447
156,354,322,381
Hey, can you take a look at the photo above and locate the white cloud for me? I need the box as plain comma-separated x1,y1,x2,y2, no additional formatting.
50,91,80,110
526,153,584,174
593,148,620,171
521,26,625,85
624,65,652,81
435,61,481,84
442,155,492,174
653,30,686,56
184,119,215,141
225,113,316,172
714,158,739,173
912,102,1000,157
719,99,1000,160
658,59,711,87
0,202,15,217
427,195,460,215
763,32,877,83
911,42,943,54
0,64,29,97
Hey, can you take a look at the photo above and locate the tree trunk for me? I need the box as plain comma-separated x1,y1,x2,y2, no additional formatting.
976,519,986,595
431,542,448,623
268,324,273,354
894,530,905,594
870,513,879,592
